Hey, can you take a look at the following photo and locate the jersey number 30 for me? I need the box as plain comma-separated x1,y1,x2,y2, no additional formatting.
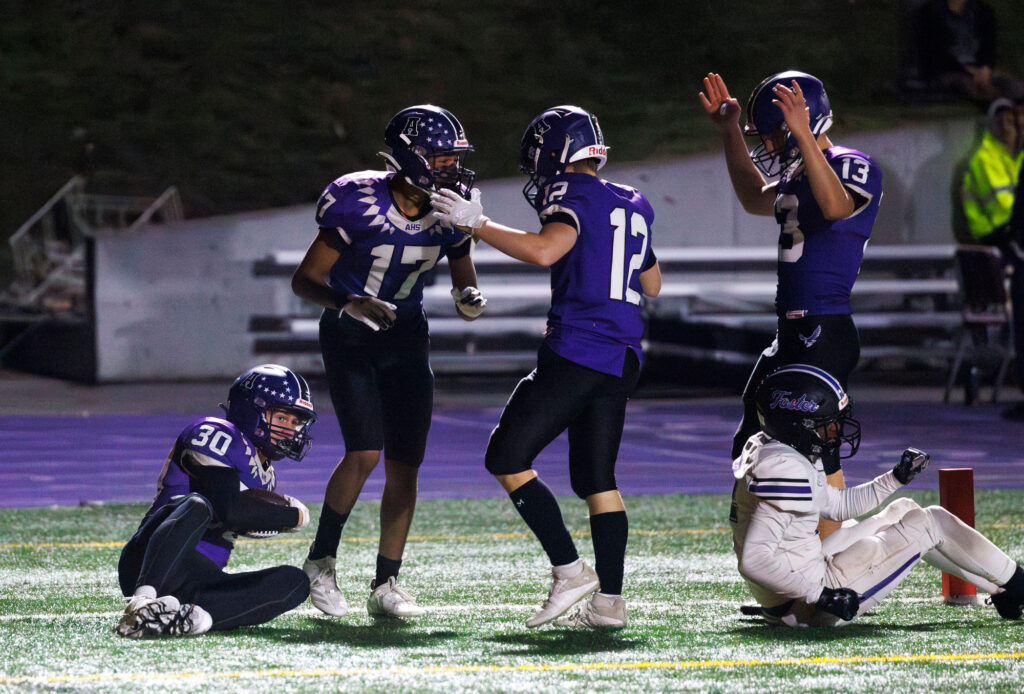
609,207,649,305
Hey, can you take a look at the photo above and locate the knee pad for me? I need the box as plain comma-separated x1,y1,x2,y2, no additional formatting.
181,493,214,520
878,497,921,524
892,505,941,551
484,441,531,477
569,469,616,500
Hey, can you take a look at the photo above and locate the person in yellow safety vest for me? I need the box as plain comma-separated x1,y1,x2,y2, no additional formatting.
962,98,1022,246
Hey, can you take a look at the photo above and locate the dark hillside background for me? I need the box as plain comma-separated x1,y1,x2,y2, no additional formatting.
2,1,1021,281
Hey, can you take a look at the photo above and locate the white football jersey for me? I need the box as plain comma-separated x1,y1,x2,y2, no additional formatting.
730,432,902,611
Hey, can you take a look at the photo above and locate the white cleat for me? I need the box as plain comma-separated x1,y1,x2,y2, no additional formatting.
367,577,425,618
166,603,213,636
556,592,628,629
303,555,349,617
115,585,182,638
526,559,600,628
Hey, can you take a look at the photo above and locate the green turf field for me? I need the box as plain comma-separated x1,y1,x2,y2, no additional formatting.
3,490,1024,692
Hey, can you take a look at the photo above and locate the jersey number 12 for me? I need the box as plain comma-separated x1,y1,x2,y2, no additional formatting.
609,207,649,305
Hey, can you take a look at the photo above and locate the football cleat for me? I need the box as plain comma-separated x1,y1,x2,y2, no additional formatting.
990,564,1024,619
165,603,213,636
556,592,628,629
366,576,425,618
525,559,600,628
115,586,182,638
303,554,349,617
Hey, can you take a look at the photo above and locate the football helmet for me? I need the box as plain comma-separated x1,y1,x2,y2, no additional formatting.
380,104,475,196
743,70,833,177
224,364,316,461
519,105,608,206
755,364,860,460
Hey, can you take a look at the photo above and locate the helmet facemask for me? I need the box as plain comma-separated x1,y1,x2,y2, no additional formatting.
261,406,316,462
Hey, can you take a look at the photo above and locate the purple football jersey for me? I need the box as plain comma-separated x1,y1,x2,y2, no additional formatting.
146,416,275,567
774,147,882,317
535,172,654,376
315,170,470,332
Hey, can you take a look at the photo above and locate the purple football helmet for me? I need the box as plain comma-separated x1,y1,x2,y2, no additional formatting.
224,364,316,461
755,364,860,459
380,104,475,196
743,71,833,177
519,105,608,206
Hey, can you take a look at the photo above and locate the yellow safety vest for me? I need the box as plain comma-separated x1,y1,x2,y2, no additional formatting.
962,131,1023,240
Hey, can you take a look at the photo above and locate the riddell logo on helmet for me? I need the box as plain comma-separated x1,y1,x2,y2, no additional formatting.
454,139,469,147
587,145,607,157
769,390,820,412
296,398,313,409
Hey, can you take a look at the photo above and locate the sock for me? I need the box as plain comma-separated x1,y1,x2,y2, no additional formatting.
509,477,578,567
1001,564,1024,593
307,503,349,561
590,510,628,595
375,554,403,587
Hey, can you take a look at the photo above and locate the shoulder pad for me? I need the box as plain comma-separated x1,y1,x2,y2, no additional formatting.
744,441,815,511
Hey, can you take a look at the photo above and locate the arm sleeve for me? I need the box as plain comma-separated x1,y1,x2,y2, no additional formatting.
819,469,903,522
739,503,823,604
186,461,299,531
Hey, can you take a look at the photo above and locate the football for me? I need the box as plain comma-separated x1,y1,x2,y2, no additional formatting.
238,487,291,538
240,487,290,506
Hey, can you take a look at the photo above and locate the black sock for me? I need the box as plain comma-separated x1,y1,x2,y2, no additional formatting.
590,510,628,595
1001,563,1024,593
375,553,403,587
307,503,349,561
509,477,578,567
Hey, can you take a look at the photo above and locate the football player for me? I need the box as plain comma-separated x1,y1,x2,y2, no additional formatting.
431,105,662,628
731,364,1024,626
115,364,315,637
291,105,485,619
700,71,882,538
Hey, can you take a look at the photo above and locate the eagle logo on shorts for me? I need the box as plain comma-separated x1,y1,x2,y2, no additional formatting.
799,325,822,348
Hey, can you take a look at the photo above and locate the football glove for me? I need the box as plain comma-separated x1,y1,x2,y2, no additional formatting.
340,295,397,331
430,187,488,231
283,495,310,532
893,447,930,485
816,586,860,622
451,286,487,319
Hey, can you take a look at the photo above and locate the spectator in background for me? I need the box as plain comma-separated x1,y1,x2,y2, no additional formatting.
962,98,1022,248
908,0,1024,105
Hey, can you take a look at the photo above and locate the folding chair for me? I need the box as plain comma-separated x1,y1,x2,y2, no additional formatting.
943,245,1014,404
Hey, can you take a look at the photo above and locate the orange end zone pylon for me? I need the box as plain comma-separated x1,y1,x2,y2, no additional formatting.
939,467,982,604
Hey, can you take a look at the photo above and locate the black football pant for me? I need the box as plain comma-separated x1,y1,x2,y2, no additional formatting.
118,494,309,631
731,314,860,473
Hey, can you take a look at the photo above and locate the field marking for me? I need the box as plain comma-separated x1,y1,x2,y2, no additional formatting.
4,651,1024,686
0,527,729,552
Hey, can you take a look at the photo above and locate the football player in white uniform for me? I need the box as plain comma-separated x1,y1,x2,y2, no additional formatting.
731,364,1024,626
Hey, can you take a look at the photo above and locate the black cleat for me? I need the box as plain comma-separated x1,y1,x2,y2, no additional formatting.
991,564,1024,620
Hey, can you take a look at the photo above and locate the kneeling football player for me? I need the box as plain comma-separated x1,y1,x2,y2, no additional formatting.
115,364,316,637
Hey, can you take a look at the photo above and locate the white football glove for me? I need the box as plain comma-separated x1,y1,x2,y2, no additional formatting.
451,286,487,319
284,495,310,532
430,187,488,231
340,295,397,331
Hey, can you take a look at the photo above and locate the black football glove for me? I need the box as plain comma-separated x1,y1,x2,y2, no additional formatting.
816,586,860,621
893,447,930,485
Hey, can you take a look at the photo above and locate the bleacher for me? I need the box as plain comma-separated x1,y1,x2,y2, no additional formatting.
250,244,961,379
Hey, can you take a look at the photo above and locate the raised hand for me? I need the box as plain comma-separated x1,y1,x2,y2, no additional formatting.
699,72,742,127
893,447,930,485
771,79,812,139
